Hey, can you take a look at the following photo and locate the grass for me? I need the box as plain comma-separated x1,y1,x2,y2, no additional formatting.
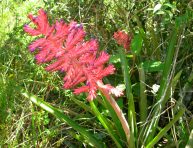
0,0,193,147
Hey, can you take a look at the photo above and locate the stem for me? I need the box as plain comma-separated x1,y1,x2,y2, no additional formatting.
97,81,130,145
101,94,127,142
118,48,136,147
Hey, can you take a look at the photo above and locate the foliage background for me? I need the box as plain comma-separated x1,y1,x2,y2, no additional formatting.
0,0,193,147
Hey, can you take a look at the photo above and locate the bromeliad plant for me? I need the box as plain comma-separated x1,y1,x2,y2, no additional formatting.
23,9,130,147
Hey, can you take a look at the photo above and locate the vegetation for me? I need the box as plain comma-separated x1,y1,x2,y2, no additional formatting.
0,0,193,147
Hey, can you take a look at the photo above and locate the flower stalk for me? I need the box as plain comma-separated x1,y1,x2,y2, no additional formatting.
97,81,130,145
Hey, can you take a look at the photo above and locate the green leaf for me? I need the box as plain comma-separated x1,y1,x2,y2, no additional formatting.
101,94,127,144
109,54,120,63
21,91,105,148
70,96,94,114
153,4,162,13
90,101,123,148
185,130,193,148
142,61,164,72
119,48,136,148
164,3,175,9
131,33,143,55
156,10,165,15
143,22,184,144
146,108,185,148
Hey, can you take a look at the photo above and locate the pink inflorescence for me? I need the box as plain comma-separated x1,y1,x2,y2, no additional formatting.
113,31,132,50
24,9,123,101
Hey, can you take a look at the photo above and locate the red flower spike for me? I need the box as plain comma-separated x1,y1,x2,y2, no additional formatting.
113,31,132,50
24,9,123,101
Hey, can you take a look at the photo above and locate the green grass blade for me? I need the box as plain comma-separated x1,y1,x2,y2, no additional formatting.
138,63,147,124
101,95,127,143
144,69,183,144
70,96,94,114
21,91,105,148
119,48,137,148
185,130,193,148
144,22,184,144
146,108,185,148
72,93,126,144
71,95,124,147
89,100,123,148
180,69,193,105
190,119,193,131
